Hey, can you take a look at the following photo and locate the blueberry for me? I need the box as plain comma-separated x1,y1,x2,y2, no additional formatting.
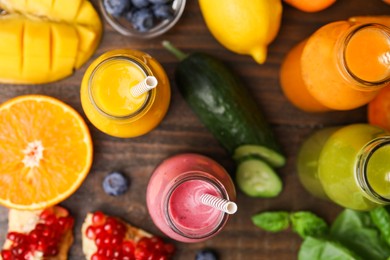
102,172,129,196
131,8,155,32
149,0,173,4
152,4,174,20
103,0,130,17
131,0,149,8
195,249,219,260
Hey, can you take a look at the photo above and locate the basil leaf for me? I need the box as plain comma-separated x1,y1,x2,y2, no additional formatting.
370,207,390,247
251,211,290,232
331,209,390,260
298,237,361,260
290,211,329,239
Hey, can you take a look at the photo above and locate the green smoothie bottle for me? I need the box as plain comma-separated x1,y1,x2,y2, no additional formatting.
298,124,390,211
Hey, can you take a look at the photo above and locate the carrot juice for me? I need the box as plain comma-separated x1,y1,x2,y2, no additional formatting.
80,49,170,138
280,21,390,112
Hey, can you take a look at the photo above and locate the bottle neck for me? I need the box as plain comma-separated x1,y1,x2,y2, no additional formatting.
163,173,229,240
88,56,155,120
355,136,390,205
337,23,390,90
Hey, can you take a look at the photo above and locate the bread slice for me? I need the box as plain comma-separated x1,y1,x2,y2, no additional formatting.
2,206,74,259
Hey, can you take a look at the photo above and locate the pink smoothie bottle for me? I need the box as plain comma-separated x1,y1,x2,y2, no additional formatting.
146,153,237,243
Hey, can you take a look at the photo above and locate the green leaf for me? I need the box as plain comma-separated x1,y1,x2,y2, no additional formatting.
298,237,361,260
290,211,329,239
370,207,390,247
251,211,290,232
330,209,390,260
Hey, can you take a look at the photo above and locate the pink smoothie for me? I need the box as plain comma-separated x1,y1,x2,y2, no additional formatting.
146,153,236,243
168,179,222,231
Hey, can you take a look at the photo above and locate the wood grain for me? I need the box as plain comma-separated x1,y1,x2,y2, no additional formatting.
0,0,389,259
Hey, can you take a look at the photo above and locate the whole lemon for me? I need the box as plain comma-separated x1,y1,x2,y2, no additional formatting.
199,0,282,64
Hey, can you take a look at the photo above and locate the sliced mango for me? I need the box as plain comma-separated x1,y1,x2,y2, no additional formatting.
51,23,79,81
23,19,51,82
0,16,23,81
0,0,102,84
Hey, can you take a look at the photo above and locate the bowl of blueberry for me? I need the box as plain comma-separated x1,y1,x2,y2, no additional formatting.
101,0,186,38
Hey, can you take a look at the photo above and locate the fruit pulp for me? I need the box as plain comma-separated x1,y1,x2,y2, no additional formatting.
318,124,388,210
146,153,236,243
90,58,147,117
80,49,171,138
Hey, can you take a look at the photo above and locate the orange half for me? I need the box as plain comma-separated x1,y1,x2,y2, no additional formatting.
0,95,93,210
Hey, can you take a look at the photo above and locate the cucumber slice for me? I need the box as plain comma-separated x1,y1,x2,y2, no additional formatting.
236,158,282,197
233,144,286,168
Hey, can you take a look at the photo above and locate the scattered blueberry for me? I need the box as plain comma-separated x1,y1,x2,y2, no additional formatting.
131,8,155,32
103,0,130,17
131,0,149,8
149,0,173,4
102,172,129,196
195,249,219,260
152,4,174,19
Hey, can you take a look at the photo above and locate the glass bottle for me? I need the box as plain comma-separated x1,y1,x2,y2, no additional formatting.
80,49,171,138
281,21,390,112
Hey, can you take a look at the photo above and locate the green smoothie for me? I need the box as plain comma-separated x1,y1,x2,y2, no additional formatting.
318,124,388,211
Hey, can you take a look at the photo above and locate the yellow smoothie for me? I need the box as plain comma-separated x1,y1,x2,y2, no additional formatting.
91,58,148,117
81,49,171,138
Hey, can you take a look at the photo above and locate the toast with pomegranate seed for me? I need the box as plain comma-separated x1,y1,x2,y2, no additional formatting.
1,206,74,260
82,211,175,259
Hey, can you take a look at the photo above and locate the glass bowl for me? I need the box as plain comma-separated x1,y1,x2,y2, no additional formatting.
99,0,186,39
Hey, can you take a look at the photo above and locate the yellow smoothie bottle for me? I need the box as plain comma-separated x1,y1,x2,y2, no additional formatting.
80,49,171,138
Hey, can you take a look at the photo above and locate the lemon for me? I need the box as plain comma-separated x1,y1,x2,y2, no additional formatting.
199,0,282,64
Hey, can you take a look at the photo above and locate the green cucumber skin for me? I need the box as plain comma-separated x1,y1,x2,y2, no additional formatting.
175,53,282,156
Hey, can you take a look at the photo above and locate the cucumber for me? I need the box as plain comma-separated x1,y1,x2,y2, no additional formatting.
164,41,284,198
236,158,282,197
163,41,284,162
233,144,286,168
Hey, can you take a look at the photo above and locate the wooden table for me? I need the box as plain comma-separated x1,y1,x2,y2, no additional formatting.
1,0,390,259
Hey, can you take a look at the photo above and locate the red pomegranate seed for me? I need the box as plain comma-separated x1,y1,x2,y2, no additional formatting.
137,237,152,250
39,208,54,220
91,252,106,260
86,226,96,239
135,247,152,260
94,226,104,236
92,212,106,226
95,234,105,247
122,241,135,254
1,249,12,259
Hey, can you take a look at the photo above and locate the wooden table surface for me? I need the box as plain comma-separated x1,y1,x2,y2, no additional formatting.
1,0,390,259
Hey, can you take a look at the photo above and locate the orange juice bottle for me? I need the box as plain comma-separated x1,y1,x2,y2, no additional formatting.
80,49,170,138
280,21,390,112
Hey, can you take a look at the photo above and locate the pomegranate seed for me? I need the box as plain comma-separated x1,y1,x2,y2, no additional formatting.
94,226,104,236
91,252,106,260
122,241,135,254
39,208,54,220
44,215,57,226
111,235,122,246
137,237,152,250
92,211,106,226
1,249,12,259
103,222,114,234
86,226,96,239
135,246,152,260
58,216,74,230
